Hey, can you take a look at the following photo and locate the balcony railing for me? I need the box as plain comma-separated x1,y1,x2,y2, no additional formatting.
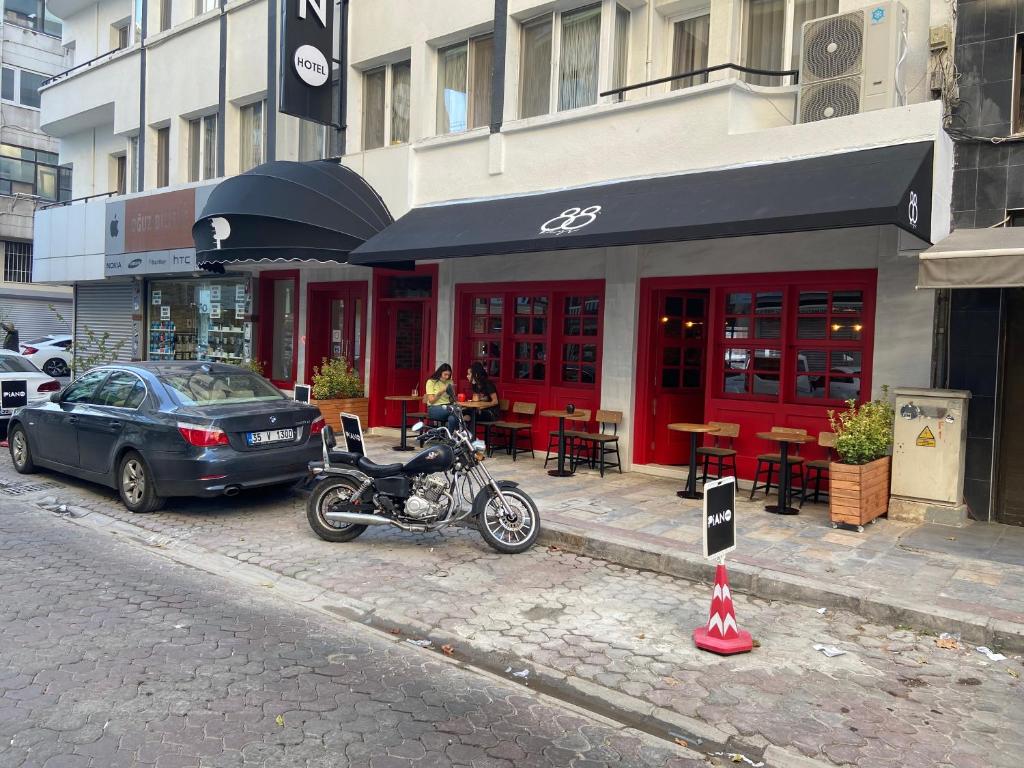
600,62,800,100
40,191,116,209
41,47,134,87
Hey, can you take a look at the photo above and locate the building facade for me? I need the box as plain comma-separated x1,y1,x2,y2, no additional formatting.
35,0,956,484
1,6,71,342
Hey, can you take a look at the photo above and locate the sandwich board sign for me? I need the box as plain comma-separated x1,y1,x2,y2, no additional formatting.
340,412,365,457
293,384,311,403
702,476,736,560
1,380,28,410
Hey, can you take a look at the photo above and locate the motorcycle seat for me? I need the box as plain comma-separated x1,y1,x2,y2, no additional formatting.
327,450,362,465
355,456,405,478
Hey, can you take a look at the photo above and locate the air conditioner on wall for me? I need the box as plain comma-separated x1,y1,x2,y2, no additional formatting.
797,2,909,124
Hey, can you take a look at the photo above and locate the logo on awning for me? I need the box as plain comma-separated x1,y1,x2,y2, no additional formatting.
540,206,602,236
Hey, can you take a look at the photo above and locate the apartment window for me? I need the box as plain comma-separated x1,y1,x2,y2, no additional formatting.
156,126,170,188
194,0,216,15
3,241,32,283
611,5,630,92
115,154,127,194
520,4,605,118
160,0,171,31
128,135,140,192
1,67,46,109
3,0,62,36
188,114,217,182
362,60,410,150
239,101,265,172
59,166,71,201
672,14,710,89
297,120,327,161
436,35,494,135
743,0,838,85
0,143,69,200
62,42,75,69
115,21,130,50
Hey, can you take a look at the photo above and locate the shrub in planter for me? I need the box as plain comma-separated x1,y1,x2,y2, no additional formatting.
310,358,368,427
827,388,895,529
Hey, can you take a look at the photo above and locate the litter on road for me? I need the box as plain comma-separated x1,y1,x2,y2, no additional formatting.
976,646,1007,662
813,643,846,658
405,638,432,648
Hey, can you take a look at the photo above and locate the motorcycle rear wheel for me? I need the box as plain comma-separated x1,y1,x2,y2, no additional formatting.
307,476,370,543
474,485,540,554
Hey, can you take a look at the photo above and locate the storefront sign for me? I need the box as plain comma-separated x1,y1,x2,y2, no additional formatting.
280,0,334,126
1,380,28,409
124,189,196,252
702,477,736,559
105,249,196,277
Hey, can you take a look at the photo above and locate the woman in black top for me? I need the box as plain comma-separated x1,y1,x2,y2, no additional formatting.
468,362,500,422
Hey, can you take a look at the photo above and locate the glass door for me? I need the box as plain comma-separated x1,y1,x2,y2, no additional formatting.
306,282,368,382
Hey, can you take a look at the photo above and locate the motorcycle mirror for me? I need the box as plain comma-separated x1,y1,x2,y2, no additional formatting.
411,421,425,432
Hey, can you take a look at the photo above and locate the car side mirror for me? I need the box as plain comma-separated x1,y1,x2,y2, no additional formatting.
49,392,61,403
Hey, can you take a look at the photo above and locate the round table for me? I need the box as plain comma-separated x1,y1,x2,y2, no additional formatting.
755,432,816,515
385,395,423,451
459,399,495,435
667,423,720,500
540,410,587,477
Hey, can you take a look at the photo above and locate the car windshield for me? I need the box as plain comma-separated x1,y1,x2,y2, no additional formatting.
0,355,40,374
159,370,286,406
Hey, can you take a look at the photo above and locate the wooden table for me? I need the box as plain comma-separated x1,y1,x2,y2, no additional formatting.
755,432,816,515
459,399,494,435
667,423,721,500
385,395,423,451
540,409,587,477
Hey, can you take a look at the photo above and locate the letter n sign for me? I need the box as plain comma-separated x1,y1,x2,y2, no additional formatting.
280,0,334,126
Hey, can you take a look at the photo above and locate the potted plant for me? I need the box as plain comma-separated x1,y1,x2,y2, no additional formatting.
827,388,895,531
310,358,368,428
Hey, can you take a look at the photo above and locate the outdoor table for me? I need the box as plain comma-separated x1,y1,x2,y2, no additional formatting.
459,399,493,436
667,423,720,500
540,409,587,478
755,432,816,515
385,395,423,451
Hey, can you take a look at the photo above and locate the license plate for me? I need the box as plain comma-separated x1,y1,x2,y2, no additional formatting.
246,428,295,446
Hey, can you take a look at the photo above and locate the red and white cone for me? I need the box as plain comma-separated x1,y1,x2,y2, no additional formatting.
693,563,752,655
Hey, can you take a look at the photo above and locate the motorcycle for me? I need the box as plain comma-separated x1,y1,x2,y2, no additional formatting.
305,405,541,554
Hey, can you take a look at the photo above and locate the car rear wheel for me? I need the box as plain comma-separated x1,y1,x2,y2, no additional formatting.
42,358,70,378
9,425,35,474
118,451,165,514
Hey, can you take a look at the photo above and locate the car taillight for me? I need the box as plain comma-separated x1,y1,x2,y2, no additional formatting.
21,346,38,355
37,380,61,393
310,416,326,435
177,423,230,447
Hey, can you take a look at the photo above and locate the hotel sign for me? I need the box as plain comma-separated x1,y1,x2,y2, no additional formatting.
280,0,334,126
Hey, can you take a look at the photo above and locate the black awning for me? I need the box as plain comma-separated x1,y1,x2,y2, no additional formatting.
349,142,933,267
193,160,393,267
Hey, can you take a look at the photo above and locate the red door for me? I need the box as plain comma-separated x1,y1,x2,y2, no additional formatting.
306,283,368,382
649,291,709,465
380,301,426,425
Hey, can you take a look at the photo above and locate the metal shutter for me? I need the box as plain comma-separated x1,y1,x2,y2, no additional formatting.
73,282,135,370
0,294,72,341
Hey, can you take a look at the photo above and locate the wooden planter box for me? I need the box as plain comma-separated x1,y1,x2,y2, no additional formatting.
829,456,891,529
311,397,369,430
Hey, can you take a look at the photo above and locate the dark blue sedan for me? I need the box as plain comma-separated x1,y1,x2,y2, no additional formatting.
6,362,325,513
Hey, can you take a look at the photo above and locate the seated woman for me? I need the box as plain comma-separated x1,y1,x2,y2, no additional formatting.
468,362,500,426
423,363,461,433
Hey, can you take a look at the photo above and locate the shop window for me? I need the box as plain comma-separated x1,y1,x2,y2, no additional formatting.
742,0,838,86
560,295,600,385
793,288,864,401
147,278,253,366
469,295,503,377
659,294,706,390
513,295,548,381
271,280,296,382
671,13,710,90
436,34,494,135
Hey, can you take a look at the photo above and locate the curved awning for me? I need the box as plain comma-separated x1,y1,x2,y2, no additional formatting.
192,160,393,269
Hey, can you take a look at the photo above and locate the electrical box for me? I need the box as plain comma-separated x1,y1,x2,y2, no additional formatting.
889,388,971,525
929,24,951,51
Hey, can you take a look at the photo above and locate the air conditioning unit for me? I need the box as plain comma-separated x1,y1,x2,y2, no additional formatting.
797,2,908,124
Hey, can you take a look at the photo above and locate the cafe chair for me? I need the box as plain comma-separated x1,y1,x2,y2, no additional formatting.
475,399,510,446
749,426,807,503
488,401,537,461
572,410,622,477
801,431,837,507
697,421,740,486
544,409,592,469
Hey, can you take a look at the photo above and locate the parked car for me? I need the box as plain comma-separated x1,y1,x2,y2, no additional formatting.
0,350,61,434
7,361,325,513
20,334,73,378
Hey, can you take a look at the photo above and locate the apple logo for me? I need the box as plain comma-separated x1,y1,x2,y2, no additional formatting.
109,216,119,238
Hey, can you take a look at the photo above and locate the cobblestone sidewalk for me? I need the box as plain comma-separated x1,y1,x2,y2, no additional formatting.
2,444,1022,767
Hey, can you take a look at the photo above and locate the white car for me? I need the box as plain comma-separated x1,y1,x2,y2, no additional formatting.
0,350,61,428
20,334,73,378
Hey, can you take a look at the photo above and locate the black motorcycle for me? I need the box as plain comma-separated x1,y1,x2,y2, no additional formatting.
305,409,540,554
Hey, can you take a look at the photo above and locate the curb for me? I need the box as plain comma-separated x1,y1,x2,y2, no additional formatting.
538,514,1024,653
53,503,842,768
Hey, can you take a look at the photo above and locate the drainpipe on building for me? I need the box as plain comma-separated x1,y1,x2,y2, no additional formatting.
490,0,507,133
137,0,147,189
266,0,277,161
217,0,227,177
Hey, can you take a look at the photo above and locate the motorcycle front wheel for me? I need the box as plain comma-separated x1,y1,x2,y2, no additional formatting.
307,476,370,543
473,484,541,554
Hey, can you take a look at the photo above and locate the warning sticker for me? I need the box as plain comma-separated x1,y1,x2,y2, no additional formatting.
916,426,936,447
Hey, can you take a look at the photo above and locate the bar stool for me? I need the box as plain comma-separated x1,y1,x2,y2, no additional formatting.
697,421,740,485
802,431,836,506
749,426,807,503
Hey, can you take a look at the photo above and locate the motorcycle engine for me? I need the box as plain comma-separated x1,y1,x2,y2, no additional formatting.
404,474,452,520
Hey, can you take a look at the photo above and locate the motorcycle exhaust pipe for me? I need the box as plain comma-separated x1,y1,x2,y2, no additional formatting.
323,511,391,526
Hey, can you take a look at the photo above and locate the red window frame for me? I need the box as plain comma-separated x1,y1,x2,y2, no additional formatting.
466,293,504,377
790,287,871,405
511,294,550,382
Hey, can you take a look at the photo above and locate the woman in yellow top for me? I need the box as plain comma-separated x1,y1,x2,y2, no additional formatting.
424,363,461,432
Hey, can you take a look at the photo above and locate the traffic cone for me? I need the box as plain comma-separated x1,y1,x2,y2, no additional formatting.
693,563,752,655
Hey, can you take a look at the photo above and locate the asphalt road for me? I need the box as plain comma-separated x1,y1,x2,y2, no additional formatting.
0,498,701,768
